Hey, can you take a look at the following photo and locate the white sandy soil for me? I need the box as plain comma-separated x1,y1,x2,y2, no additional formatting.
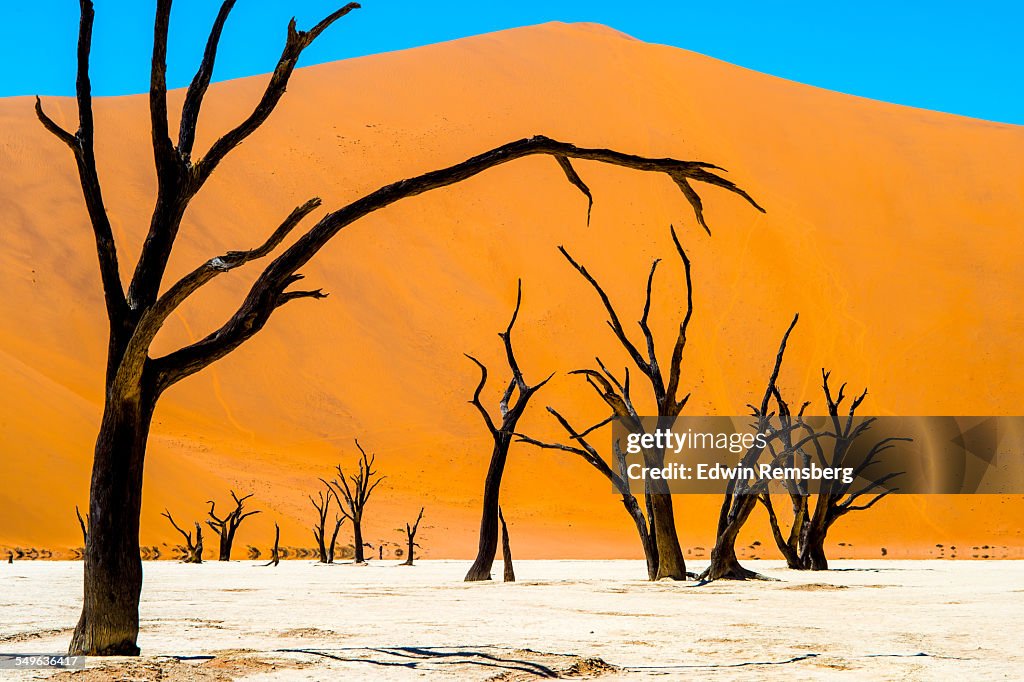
1,560,1021,680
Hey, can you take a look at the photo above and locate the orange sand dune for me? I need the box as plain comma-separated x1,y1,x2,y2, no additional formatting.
0,23,1022,561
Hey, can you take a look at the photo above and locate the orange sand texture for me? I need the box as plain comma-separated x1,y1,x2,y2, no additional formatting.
0,23,1022,561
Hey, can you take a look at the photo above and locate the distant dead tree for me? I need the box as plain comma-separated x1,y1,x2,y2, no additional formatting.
700,315,804,581
160,510,203,564
39,0,760,657
464,282,553,582
401,507,425,566
553,226,697,580
206,491,260,561
76,505,89,545
760,371,909,570
264,523,282,567
330,442,384,564
516,406,657,579
310,479,345,563
499,506,515,582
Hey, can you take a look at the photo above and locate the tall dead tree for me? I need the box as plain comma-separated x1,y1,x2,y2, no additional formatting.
161,510,203,564
769,371,909,570
555,226,698,580
401,507,425,566
464,282,553,581
498,506,515,582
516,406,657,580
700,315,803,581
206,491,260,561
38,0,761,657
330,442,384,564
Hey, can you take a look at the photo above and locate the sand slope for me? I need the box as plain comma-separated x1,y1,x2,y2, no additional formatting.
0,23,1022,559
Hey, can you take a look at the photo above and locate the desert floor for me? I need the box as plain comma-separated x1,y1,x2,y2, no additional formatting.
1,560,1021,680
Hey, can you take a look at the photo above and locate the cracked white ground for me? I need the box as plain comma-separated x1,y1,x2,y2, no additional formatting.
2,560,1021,680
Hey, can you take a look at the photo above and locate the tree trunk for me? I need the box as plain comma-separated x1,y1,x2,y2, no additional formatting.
465,436,509,581
403,536,415,566
622,495,658,581
801,527,829,570
68,388,155,656
702,496,762,581
647,483,686,580
499,507,515,582
353,520,364,563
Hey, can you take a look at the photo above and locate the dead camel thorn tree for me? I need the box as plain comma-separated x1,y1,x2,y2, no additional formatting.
760,371,910,570
498,506,515,582
160,510,203,564
39,0,762,657
310,478,345,563
401,507,425,566
700,314,810,582
552,225,699,580
264,522,282,567
464,281,553,582
330,442,385,564
206,491,260,561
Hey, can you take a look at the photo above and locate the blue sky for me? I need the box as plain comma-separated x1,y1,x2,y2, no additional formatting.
1,1,1020,124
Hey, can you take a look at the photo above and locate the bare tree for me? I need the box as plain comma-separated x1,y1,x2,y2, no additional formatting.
327,512,346,564
553,226,699,580
761,371,909,570
38,0,761,656
264,523,281,567
464,282,553,581
161,510,203,564
75,505,89,546
516,407,657,579
206,491,260,561
499,506,515,582
309,480,337,563
330,442,385,563
700,315,803,581
401,507,425,566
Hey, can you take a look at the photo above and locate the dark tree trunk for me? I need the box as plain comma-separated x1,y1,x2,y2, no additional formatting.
264,523,281,567
403,536,416,566
646,483,686,580
499,507,515,582
353,520,364,563
801,526,829,571
622,495,658,581
702,496,763,581
69,388,155,656
328,517,343,564
465,436,510,581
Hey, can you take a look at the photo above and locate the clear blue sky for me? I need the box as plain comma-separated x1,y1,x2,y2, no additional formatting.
1,1,1020,124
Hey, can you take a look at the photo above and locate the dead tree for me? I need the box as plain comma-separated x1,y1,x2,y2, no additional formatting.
402,507,425,566
330,442,384,563
516,406,657,579
789,372,908,570
161,510,203,564
264,523,281,567
464,282,553,582
309,479,337,563
327,513,345,564
499,506,515,582
39,0,760,657
554,226,700,580
700,315,802,581
76,505,89,546
206,491,260,561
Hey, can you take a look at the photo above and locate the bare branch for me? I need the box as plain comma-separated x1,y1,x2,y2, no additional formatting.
554,156,593,223
178,0,238,159
34,97,77,148
194,3,360,185
465,354,497,435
